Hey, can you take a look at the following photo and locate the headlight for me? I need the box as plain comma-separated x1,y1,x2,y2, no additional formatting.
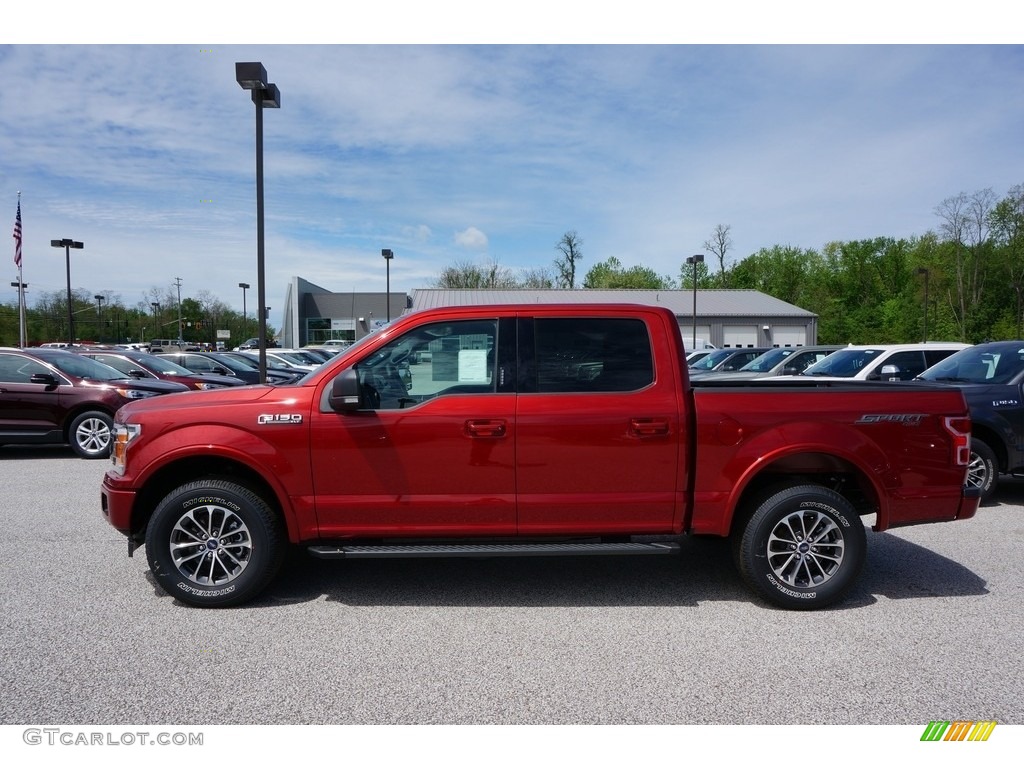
194,382,224,390
110,422,142,475
115,388,159,400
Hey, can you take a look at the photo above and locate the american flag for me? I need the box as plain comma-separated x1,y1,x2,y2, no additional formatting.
13,199,22,269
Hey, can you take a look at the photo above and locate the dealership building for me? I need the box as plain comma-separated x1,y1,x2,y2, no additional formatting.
280,277,819,349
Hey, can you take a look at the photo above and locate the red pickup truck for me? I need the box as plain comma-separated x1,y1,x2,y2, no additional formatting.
100,304,980,609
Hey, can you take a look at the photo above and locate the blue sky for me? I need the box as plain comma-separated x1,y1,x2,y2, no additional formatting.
3,10,1023,331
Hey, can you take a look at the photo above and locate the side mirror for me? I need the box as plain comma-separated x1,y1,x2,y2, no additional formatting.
879,364,901,381
30,372,59,387
328,367,362,412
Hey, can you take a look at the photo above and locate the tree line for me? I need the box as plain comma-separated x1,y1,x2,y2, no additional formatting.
0,284,274,348
433,185,1024,344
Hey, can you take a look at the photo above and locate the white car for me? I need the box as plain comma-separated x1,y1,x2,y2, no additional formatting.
776,342,970,382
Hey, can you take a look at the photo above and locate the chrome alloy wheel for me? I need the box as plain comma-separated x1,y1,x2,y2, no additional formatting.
966,451,989,490
169,505,253,586
766,510,846,589
75,416,111,454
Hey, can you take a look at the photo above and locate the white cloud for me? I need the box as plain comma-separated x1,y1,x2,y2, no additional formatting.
454,226,489,251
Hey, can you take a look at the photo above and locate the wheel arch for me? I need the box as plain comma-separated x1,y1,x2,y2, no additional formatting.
725,450,882,540
62,404,115,443
968,423,1006,473
129,455,297,545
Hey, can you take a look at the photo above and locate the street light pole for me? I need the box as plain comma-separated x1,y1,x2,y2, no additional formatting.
238,282,250,343
94,294,105,342
686,254,704,349
236,62,280,384
917,267,930,342
51,238,84,346
381,248,394,322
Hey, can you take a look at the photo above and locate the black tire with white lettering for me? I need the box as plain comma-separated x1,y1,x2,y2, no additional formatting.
145,479,286,608
735,484,866,610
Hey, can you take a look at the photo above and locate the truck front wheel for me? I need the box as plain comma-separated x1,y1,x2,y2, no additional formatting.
735,485,866,610
145,480,286,608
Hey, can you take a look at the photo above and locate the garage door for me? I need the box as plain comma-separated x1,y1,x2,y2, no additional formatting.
769,325,808,347
723,325,758,347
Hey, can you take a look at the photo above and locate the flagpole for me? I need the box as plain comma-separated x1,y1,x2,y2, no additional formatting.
18,262,27,348
13,192,27,347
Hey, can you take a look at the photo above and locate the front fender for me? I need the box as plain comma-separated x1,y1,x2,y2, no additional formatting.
122,422,313,540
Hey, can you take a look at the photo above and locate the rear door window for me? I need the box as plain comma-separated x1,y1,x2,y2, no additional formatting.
525,318,654,393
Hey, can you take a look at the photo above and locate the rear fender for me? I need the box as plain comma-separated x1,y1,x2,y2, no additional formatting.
690,420,890,536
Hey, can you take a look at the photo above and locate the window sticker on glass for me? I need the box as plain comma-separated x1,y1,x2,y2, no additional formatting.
459,349,489,382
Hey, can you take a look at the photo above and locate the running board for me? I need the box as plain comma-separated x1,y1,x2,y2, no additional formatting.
308,541,680,559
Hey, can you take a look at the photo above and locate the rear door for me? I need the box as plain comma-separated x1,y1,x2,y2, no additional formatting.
515,310,682,535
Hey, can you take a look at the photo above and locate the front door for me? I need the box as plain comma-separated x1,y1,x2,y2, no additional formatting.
310,317,518,537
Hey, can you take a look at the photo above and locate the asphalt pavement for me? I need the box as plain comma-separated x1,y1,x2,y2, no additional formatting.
1,445,1021,727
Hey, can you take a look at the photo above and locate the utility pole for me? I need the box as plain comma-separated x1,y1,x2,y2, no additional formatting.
174,277,184,341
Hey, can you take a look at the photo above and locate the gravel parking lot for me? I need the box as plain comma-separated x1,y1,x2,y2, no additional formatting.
1,446,1022,729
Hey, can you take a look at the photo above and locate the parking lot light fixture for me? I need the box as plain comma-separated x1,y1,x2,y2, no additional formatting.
95,295,105,341
238,282,250,343
382,249,394,322
236,61,280,383
685,254,704,349
51,238,84,345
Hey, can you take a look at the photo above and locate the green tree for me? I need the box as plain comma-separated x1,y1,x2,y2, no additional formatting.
583,256,674,289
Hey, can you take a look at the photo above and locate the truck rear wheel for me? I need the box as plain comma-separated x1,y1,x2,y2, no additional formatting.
735,484,866,610
145,479,286,608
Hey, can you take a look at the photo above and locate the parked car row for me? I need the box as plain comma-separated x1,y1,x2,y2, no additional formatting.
0,347,190,458
690,342,969,382
0,343,321,459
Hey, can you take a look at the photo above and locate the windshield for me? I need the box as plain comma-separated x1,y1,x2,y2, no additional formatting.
215,353,258,370
135,354,197,376
801,348,882,377
919,345,1024,385
739,348,792,372
36,351,127,381
689,349,734,371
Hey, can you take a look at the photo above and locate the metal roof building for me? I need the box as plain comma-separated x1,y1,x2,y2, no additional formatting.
410,289,819,349
281,280,818,349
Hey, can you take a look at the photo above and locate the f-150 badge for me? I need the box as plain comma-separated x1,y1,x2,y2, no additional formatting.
257,414,303,425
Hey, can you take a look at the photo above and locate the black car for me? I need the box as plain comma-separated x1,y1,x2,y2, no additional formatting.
0,347,187,458
157,351,301,385
918,341,1024,503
